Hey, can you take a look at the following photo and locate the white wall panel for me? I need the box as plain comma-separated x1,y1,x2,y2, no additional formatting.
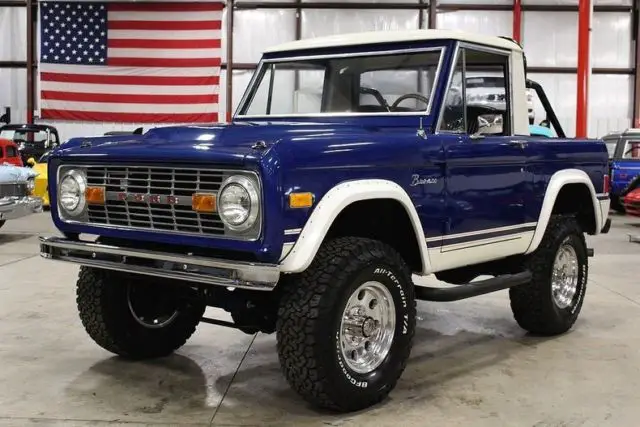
528,73,631,138
233,10,296,63
439,0,511,4
302,0,418,3
0,69,27,123
522,12,578,67
592,12,632,68
436,11,512,38
0,8,27,61
523,11,632,68
523,0,631,5
588,74,633,136
301,9,418,39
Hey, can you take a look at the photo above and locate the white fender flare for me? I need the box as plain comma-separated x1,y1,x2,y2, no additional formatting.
279,179,432,274
524,169,603,254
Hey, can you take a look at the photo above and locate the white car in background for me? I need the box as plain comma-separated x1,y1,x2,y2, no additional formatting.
464,75,536,123
0,164,42,229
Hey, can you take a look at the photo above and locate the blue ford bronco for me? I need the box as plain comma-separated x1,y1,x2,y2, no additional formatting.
602,128,640,212
40,30,612,412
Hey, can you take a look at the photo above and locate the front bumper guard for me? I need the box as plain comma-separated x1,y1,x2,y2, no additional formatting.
0,196,43,220
39,236,280,291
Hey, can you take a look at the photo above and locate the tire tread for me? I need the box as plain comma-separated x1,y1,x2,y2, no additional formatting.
509,214,587,335
276,236,416,412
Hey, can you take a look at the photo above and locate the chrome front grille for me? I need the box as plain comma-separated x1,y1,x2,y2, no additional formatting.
85,166,228,236
0,183,28,198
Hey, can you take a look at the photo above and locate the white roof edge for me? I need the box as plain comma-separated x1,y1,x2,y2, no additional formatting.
263,29,523,54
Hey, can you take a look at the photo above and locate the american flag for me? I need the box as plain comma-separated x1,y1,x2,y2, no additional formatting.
39,1,223,123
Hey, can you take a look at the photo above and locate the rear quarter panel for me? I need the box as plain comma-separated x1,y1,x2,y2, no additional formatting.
525,137,609,224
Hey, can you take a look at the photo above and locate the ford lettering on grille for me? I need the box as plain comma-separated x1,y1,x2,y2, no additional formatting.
114,192,181,205
82,166,238,236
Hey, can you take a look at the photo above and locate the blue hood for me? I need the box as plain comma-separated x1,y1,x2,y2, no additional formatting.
52,122,280,166
51,121,375,167
51,122,376,166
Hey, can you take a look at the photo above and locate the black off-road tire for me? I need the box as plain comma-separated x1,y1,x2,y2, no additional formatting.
509,215,588,336
276,237,416,412
76,266,206,359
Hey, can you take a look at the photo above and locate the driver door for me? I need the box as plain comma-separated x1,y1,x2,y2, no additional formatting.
438,45,531,260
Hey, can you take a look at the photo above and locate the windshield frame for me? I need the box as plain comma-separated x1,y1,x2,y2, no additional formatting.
234,45,447,120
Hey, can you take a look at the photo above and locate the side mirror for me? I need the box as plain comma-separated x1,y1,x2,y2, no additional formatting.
474,113,503,138
26,157,36,167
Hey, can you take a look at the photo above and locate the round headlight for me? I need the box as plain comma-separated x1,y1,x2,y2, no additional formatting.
27,179,35,192
59,169,87,216
218,175,259,232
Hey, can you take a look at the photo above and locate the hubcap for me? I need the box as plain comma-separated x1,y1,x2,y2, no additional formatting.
339,281,396,374
551,238,579,309
127,285,180,329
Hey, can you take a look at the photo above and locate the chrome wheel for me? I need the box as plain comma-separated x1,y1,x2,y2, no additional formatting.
551,238,579,309
339,281,396,374
127,285,180,329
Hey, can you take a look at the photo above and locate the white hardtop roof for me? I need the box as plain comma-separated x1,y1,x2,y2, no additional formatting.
264,29,522,54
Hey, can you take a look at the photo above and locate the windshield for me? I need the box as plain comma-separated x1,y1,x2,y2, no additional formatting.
238,48,443,117
604,139,617,158
622,140,640,159
0,129,53,144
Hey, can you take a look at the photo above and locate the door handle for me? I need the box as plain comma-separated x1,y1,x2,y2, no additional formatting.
508,140,528,149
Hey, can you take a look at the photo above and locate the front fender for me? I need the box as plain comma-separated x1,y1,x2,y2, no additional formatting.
279,179,431,274
525,168,607,254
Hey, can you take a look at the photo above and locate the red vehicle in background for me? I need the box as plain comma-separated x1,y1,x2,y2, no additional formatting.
0,138,24,167
623,189,640,217
620,174,640,217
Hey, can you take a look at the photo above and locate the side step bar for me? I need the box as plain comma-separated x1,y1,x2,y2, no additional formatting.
415,271,532,302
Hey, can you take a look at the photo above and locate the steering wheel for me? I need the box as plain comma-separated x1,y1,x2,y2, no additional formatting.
359,86,390,111
391,93,430,110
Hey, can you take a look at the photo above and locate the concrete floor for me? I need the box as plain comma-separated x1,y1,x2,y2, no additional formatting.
1,212,640,427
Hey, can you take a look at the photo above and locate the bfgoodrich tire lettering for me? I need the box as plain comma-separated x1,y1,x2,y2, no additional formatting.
276,237,416,412
509,215,588,335
76,266,206,359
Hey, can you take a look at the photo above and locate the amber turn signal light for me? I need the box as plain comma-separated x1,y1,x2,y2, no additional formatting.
289,192,314,208
85,186,105,205
192,193,216,213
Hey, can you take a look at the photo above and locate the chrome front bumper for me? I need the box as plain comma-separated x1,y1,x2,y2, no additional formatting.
0,196,43,220
39,236,280,291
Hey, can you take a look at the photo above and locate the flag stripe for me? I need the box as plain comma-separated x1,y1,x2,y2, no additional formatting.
108,48,221,59
41,109,218,123
41,71,219,87
41,80,219,95
109,2,224,12
108,20,222,31
40,64,220,77
108,38,222,49
41,100,217,114
42,90,219,105
108,11,223,22
109,29,222,40
108,57,221,67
